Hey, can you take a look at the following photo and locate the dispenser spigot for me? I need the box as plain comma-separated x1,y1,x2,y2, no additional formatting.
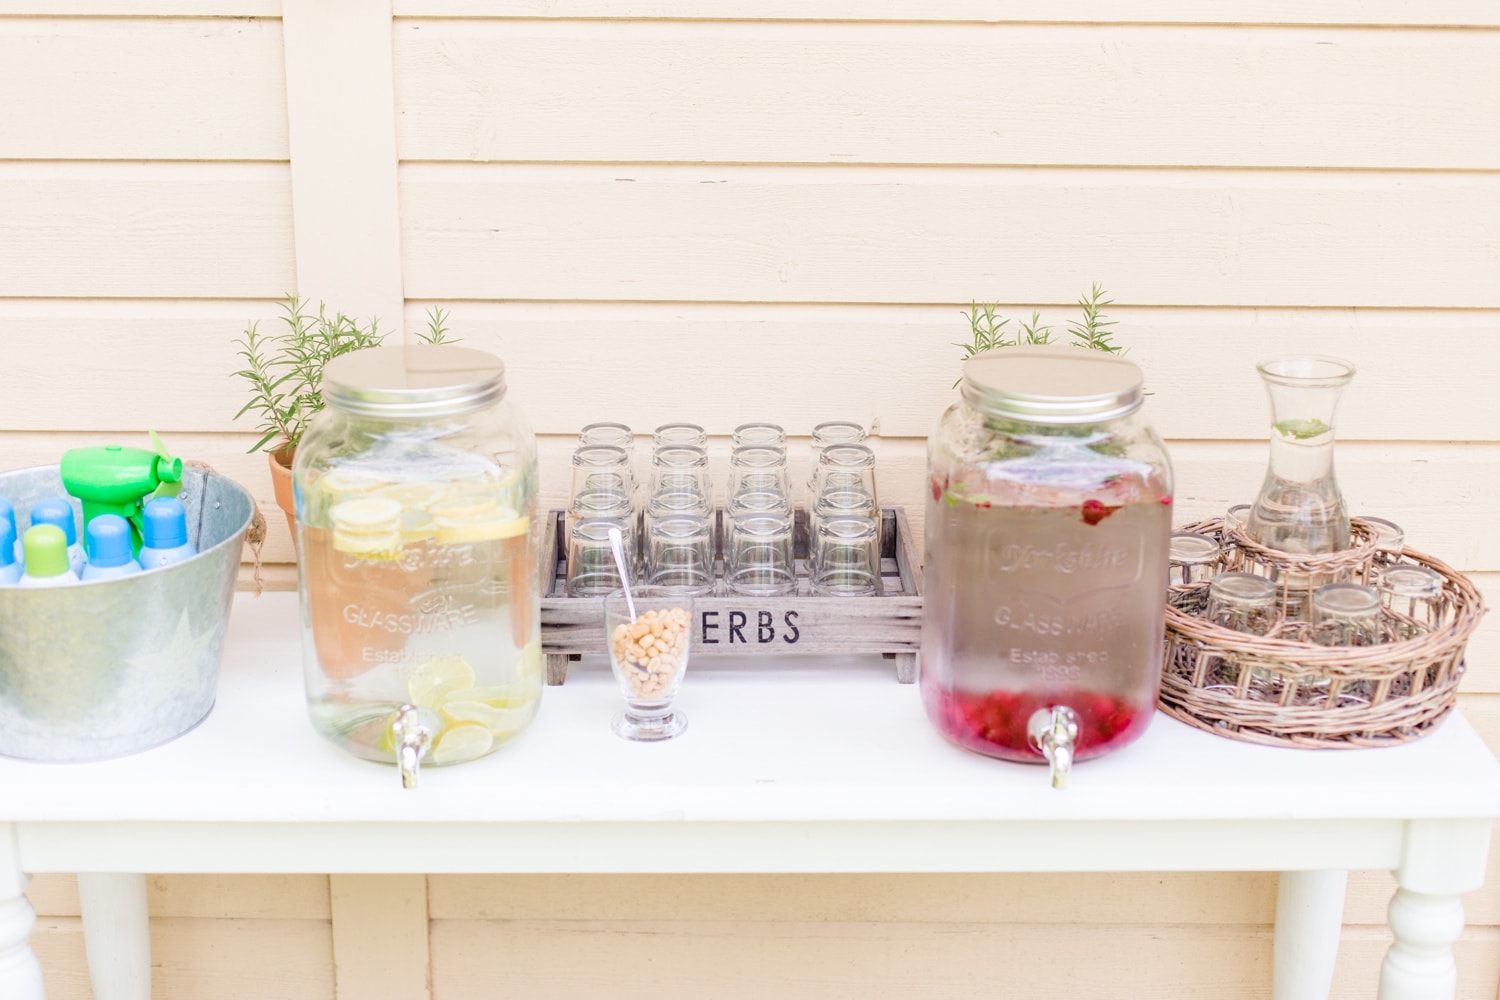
391,704,431,790
1028,706,1080,790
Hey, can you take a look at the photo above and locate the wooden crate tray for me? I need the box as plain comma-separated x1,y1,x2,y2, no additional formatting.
540,506,923,684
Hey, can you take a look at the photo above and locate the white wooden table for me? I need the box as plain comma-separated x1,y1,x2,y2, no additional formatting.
1,591,1497,999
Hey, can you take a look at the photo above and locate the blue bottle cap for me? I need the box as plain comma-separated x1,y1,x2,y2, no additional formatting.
86,514,135,569
0,518,15,568
30,498,78,545
142,496,189,550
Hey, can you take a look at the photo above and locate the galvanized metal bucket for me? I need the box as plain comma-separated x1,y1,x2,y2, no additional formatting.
0,465,255,761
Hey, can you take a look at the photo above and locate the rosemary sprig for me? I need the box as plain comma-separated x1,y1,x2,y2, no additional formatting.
953,284,1121,387
234,295,462,453
1067,282,1123,353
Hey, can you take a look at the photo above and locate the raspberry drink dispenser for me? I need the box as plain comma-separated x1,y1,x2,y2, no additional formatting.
921,346,1173,787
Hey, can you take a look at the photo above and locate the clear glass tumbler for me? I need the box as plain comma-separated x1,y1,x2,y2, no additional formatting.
731,422,787,452
1310,582,1382,647
579,421,634,449
605,587,694,741
1169,532,1220,586
1376,564,1445,639
644,514,715,595
652,422,708,452
567,518,630,597
809,515,882,596
1206,572,1279,636
724,512,795,596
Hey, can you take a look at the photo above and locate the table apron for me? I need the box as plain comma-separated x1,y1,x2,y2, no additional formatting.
14,818,1408,875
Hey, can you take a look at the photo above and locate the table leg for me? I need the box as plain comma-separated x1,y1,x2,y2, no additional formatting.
1274,869,1347,1000
77,873,151,1000
0,824,45,1000
1379,818,1492,1000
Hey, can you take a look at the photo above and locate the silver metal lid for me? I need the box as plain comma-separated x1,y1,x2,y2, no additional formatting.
961,345,1144,424
322,345,507,417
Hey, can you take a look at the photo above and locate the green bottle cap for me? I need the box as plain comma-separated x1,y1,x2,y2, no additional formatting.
22,524,71,578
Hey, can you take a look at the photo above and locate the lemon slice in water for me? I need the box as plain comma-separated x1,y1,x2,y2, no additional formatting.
406,655,478,710
442,688,536,734
430,722,494,764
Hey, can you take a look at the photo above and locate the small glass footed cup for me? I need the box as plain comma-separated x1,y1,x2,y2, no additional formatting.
605,587,694,741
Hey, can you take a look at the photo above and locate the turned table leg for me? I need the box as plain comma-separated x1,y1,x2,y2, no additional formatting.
0,824,45,1000
1274,869,1347,999
77,873,150,1000
1379,819,1492,1000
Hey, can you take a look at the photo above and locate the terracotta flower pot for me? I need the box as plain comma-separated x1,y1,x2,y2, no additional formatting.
268,445,296,551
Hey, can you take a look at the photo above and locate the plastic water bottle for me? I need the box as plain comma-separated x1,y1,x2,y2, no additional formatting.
0,497,19,566
81,514,143,581
0,517,21,584
18,525,80,587
138,497,196,569
29,498,86,576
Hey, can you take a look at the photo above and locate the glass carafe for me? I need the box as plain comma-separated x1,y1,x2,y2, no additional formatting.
294,345,542,788
921,347,1174,787
1246,356,1355,554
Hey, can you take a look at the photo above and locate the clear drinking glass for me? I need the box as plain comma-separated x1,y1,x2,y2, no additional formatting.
809,515,881,596
566,518,630,597
731,422,787,452
606,587,693,741
571,445,634,507
648,445,712,502
1310,583,1382,647
643,514,715,595
652,423,707,452
1361,516,1405,563
579,421,634,449
724,512,795,596
727,445,791,499
1169,532,1220,585
1206,572,1279,636
1376,564,1445,639
810,443,878,502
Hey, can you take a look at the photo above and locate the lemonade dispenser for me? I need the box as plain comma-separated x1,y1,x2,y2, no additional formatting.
294,345,542,788
920,347,1174,787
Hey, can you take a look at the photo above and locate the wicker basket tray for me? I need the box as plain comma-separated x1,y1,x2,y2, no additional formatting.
1160,517,1487,748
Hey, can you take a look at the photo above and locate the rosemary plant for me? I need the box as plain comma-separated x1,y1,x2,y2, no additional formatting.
234,296,461,454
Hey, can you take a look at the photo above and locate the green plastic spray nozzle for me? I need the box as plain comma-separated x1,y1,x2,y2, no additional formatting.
60,432,184,553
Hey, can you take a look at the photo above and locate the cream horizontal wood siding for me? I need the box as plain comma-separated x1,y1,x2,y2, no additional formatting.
6,2,1499,998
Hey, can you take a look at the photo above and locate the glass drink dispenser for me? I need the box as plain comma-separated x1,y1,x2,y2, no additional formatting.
294,345,542,788
921,347,1173,787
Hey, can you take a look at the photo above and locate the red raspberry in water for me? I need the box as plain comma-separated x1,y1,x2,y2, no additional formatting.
930,476,944,502
1080,499,1120,525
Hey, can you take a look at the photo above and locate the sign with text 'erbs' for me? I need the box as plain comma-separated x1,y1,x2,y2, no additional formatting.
698,608,801,646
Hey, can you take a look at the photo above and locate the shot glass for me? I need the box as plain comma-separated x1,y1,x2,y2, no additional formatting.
643,514,715,596
1169,532,1220,586
724,512,795,596
605,587,693,741
809,515,882,597
1376,564,1445,639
